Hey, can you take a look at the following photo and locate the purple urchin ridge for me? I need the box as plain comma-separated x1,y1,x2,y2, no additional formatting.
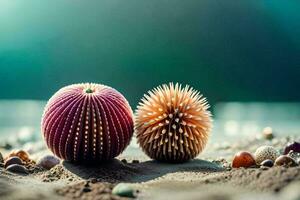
41,83,134,163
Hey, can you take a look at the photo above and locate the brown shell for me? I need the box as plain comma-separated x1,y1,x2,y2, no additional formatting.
4,156,23,168
7,150,30,162
232,151,256,168
275,155,298,167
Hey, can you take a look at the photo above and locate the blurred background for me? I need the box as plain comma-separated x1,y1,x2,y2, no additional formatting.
0,0,299,146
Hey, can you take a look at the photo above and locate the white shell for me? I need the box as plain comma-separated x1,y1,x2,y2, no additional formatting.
254,145,279,164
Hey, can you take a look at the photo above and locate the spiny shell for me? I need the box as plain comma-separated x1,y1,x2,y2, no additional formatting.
37,155,60,170
232,151,256,168
254,146,279,164
41,83,134,162
135,83,212,162
4,156,23,168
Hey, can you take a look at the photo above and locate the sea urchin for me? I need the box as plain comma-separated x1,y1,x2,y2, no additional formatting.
135,83,212,162
41,83,134,163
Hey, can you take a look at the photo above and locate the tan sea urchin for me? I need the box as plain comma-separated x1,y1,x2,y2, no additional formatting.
135,83,212,162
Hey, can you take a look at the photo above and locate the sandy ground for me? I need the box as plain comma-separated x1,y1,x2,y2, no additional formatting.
1,135,300,200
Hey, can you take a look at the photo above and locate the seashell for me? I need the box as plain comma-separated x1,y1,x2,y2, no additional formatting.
6,164,29,174
8,150,30,162
232,151,256,168
135,83,212,162
37,155,60,170
41,83,134,162
112,183,138,198
284,141,300,155
254,146,279,165
275,155,298,167
260,159,274,168
4,156,23,168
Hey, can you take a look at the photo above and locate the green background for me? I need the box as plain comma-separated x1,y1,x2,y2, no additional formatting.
0,0,299,107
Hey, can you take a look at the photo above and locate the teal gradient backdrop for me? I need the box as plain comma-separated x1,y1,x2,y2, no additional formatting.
0,0,299,107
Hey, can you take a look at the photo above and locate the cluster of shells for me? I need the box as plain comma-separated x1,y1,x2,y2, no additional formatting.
0,149,61,174
2,150,31,174
232,142,300,169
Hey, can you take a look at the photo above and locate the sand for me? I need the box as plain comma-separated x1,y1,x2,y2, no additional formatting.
1,136,300,200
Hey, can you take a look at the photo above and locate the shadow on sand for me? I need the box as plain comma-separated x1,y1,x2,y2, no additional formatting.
62,159,223,183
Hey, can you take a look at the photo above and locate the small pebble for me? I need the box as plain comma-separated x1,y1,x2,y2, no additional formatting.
254,146,279,164
89,178,97,184
260,159,274,168
112,183,138,198
6,164,29,174
132,160,139,164
82,187,91,193
231,151,256,168
275,155,298,167
37,155,60,170
262,127,274,140
4,156,23,168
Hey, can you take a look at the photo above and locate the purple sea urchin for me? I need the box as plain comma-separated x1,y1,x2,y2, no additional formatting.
41,83,134,162
135,83,212,162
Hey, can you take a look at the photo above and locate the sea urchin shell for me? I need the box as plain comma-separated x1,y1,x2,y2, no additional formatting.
135,83,212,162
41,83,134,162
254,146,279,165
